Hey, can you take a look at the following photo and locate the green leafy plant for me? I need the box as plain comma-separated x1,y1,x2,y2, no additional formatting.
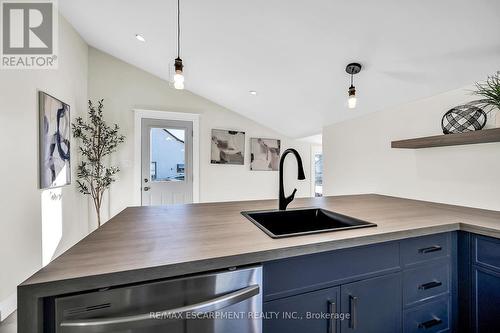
72,100,125,227
470,71,500,115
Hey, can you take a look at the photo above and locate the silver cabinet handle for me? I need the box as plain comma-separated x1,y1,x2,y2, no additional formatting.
60,284,259,328
328,300,337,333
349,295,358,330
143,186,150,191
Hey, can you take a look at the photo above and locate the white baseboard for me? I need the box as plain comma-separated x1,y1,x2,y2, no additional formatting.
0,293,16,322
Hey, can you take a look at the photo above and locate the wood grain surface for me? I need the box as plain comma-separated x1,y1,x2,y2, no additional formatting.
391,127,500,149
21,194,500,286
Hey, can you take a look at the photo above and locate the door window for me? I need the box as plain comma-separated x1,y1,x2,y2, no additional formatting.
150,128,186,182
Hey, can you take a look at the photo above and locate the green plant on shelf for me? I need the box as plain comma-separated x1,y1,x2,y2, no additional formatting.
470,71,500,116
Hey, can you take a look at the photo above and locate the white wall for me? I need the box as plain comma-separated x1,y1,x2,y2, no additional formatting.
0,16,89,320
88,48,312,221
323,86,500,211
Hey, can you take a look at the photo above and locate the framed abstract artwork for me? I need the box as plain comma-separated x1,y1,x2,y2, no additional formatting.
250,138,280,171
210,129,245,165
39,91,71,189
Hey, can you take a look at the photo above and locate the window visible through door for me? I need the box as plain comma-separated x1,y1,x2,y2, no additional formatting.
150,128,186,182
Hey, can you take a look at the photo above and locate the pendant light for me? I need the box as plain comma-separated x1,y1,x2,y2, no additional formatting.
173,0,184,90
345,63,362,109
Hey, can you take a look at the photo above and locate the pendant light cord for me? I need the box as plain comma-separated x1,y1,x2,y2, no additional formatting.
350,73,353,87
177,0,181,58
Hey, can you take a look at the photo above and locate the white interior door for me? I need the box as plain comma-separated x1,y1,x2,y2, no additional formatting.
141,118,193,205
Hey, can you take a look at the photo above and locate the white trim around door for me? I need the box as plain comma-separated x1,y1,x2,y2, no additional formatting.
133,109,200,205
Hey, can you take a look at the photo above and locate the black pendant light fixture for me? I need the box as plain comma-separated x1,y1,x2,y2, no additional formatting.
173,0,184,90
345,63,362,109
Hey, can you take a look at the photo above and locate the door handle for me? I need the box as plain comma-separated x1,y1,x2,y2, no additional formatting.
328,300,336,333
349,295,358,330
60,284,259,328
143,186,150,191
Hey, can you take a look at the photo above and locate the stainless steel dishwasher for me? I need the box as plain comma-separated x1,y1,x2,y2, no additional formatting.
54,266,262,333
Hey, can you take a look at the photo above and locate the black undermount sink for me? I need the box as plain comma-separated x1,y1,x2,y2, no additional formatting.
241,208,377,238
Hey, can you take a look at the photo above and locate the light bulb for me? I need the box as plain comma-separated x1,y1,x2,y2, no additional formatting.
348,95,357,109
174,80,184,90
348,85,356,109
174,73,184,83
173,71,184,90
173,57,185,90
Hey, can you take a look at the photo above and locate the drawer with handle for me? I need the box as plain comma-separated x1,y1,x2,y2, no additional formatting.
403,261,449,307
404,297,449,333
401,233,450,267
263,241,399,300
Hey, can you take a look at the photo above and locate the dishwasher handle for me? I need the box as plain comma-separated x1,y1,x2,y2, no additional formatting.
60,284,260,328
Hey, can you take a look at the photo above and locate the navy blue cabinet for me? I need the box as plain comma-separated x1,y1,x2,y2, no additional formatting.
340,273,402,333
472,267,500,332
471,235,500,332
261,231,500,332
263,241,400,301
263,287,340,333
262,233,457,332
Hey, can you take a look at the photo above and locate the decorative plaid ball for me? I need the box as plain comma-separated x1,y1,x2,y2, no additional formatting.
441,105,487,134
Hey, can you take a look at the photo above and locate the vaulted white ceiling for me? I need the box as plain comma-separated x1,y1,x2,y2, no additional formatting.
60,0,500,138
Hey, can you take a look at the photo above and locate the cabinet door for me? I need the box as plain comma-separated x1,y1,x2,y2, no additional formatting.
472,266,500,332
263,286,340,333
341,273,402,333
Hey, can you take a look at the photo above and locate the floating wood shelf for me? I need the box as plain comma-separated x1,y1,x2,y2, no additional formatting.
391,127,500,149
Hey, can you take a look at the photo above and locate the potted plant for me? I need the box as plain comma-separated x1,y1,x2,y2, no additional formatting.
471,71,500,127
72,100,125,227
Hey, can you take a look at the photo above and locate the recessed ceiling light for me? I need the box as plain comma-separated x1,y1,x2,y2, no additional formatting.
249,90,257,96
135,34,146,42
